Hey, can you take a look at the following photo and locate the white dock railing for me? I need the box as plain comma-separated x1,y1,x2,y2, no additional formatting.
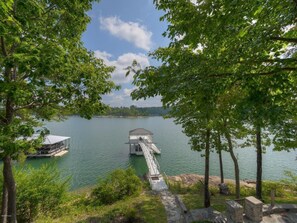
139,142,160,176
139,141,168,191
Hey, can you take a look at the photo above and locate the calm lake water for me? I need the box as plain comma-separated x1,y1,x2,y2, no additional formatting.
24,116,297,190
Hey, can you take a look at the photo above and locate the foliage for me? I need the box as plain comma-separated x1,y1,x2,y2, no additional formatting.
0,0,116,157
91,168,142,205
262,181,286,197
131,0,297,203
98,207,138,223
105,106,169,117
180,180,295,213
0,164,68,223
281,170,297,190
209,186,219,196
35,188,167,223
240,186,256,197
0,0,116,219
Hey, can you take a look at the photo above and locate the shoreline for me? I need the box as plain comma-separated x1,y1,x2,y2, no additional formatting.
72,173,258,193
167,173,256,188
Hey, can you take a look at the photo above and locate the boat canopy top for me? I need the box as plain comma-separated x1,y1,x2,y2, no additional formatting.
24,134,70,145
43,135,70,145
129,128,153,136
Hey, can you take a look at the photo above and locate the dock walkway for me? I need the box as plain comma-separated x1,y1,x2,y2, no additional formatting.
138,140,168,191
139,141,159,175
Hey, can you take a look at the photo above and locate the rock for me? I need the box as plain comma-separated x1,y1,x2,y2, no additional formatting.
167,174,256,189
219,183,229,195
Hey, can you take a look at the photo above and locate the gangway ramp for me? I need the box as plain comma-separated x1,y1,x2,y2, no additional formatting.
139,141,168,191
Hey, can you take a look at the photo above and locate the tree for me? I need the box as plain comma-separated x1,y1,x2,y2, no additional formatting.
151,0,297,200
131,47,226,207
213,87,250,199
214,131,224,184
0,1,115,222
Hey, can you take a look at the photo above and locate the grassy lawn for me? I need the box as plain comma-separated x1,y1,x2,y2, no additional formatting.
181,193,237,212
167,179,297,213
33,172,297,222
35,191,167,223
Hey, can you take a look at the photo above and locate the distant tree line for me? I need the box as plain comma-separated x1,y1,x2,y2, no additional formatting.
105,106,170,117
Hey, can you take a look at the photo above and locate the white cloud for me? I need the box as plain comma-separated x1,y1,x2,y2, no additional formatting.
123,88,135,97
95,50,150,84
100,16,153,51
95,50,160,107
103,88,162,107
94,51,112,62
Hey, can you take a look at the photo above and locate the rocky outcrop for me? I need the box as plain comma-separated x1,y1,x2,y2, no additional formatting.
168,174,255,188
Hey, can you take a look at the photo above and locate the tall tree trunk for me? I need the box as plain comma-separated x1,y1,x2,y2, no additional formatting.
204,129,211,208
256,127,262,200
225,130,240,199
1,183,8,223
1,38,17,223
217,133,224,184
3,156,17,223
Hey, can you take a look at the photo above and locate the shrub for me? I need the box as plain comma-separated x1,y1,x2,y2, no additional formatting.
0,164,69,223
226,183,236,195
262,181,286,197
92,168,142,205
209,186,219,196
240,186,256,197
281,171,297,193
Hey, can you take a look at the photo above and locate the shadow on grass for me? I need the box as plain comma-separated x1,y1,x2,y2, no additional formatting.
75,206,143,223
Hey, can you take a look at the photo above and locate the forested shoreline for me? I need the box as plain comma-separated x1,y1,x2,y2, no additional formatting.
104,106,170,117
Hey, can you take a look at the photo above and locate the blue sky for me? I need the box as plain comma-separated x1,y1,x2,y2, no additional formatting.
82,0,169,107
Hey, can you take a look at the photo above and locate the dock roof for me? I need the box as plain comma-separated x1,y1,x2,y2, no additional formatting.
43,135,70,145
129,128,153,136
24,134,70,145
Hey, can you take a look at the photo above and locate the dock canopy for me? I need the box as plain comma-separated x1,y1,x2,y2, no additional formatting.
43,135,70,145
24,134,70,145
129,128,153,136
26,134,71,158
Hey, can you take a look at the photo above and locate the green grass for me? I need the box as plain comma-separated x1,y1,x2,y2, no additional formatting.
181,193,236,212
35,175,297,222
167,179,297,213
35,191,167,223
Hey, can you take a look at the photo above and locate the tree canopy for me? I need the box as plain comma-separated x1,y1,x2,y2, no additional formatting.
132,0,297,204
0,0,116,221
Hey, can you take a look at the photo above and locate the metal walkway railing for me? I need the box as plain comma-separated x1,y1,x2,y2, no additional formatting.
139,141,161,176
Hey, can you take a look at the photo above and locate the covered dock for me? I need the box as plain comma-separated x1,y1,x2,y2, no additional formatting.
128,128,167,191
27,135,70,158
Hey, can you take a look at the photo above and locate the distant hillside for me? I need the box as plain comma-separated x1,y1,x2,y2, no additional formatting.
105,106,170,117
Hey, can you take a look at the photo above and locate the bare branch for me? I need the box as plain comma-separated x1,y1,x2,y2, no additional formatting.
270,37,297,43
208,67,297,79
0,37,8,57
9,43,19,55
13,102,37,111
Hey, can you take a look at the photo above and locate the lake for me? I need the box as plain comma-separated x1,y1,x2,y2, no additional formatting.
24,116,297,190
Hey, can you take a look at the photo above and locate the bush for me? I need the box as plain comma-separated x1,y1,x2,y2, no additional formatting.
226,183,235,195
240,186,256,197
209,186,219,196
0,164,69,223
281,171,297,193
262,181,286,197
92,168,142,205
